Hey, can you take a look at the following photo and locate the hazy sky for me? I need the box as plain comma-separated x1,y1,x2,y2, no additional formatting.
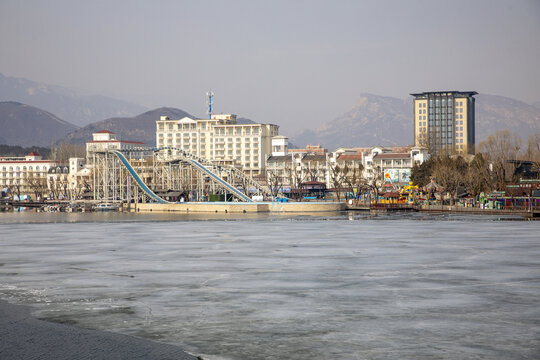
1,0,539,134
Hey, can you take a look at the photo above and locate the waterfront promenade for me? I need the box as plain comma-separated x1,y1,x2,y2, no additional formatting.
346,202,540,218
0,300,197,360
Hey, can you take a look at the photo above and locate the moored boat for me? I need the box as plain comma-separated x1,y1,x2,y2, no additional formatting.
94,202,119,211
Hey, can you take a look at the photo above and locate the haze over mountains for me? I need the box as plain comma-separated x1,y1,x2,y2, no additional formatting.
290,93,540,150
0,73,147,126
61,108,194,146
1,74,539,150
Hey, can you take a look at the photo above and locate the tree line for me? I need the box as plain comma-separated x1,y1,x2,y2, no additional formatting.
0,143,85,161
411,131,540,202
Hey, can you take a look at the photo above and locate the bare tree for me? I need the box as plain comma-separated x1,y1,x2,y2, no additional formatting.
56,178,70,199
478,130,522,190
523,134,540,162
51,143,86,162
305,162,319,182
464,153,491,200
266,169,283,197
48,177,58,200
432,156,468,205
343,163,366,205
329,164,346,202
26,173,48,200
9,183,22,200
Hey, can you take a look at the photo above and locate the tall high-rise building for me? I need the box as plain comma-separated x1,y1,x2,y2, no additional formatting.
410,91,477,155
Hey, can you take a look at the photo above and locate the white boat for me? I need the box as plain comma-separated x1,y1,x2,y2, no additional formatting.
94,203,119,211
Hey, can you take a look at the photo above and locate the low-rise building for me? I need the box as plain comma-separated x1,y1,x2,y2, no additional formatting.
48,165,70,200
266,141,430,193
335,153,365,188
364,146,429,186
0,152,63,199
0,152,95,200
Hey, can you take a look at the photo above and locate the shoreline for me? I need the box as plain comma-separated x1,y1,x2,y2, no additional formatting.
0,299,199,360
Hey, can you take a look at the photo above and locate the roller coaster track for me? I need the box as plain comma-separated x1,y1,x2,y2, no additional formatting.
222,165,273,198
157,146,252,202
112,148,253,202
153,147,271,197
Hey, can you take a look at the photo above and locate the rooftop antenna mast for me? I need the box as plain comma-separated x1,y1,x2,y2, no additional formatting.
206,90,214,117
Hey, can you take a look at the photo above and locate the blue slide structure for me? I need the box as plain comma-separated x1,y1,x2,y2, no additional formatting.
112,148,252,202
112,150,170,203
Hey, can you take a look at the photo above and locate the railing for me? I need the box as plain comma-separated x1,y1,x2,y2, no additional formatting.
224,165,272,198
370,203,415,210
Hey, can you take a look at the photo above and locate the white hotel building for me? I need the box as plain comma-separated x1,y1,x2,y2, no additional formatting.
156,114,279,177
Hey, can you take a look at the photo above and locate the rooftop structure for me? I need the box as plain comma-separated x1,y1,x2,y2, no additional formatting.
288,144,328,155
86,130,148,160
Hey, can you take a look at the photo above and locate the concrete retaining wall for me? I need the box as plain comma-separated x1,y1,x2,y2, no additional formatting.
131,201,344,213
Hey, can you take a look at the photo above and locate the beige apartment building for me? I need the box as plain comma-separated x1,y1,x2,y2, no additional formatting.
156,114,279,177
411,91,477,155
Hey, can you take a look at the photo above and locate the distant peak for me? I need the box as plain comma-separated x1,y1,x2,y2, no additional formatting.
0,101,24,106
353,93,404,107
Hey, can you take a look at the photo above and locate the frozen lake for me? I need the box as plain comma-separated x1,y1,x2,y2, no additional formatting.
1,211,539,359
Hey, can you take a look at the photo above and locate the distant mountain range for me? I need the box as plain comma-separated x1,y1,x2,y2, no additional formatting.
60,108,194,146
0,101,78,147
290,93,540,149
59,112,256,146
292,94,411,149
475,94,540,143
1,73,538,150
0,72,147,126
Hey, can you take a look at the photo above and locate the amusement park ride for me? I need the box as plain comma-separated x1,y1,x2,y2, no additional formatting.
88,91,273,204
89,146,272,204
